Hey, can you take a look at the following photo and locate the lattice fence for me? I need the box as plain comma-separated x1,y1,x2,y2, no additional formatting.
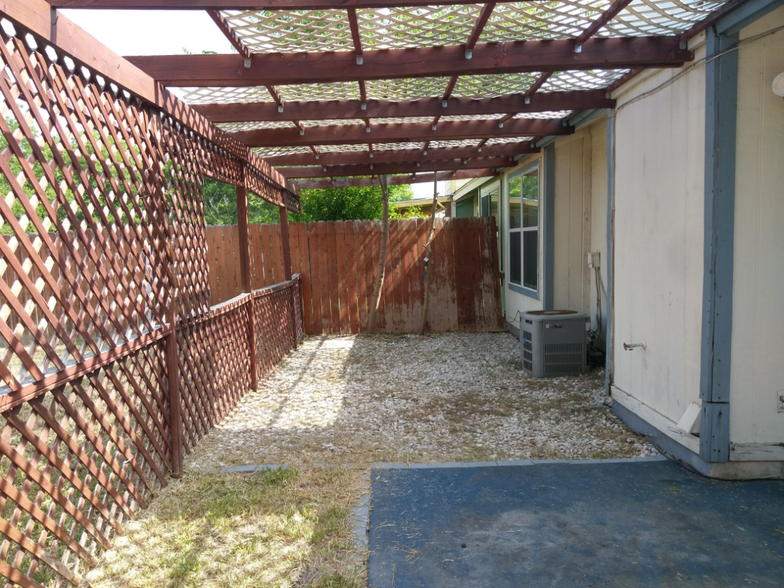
0,13,302,588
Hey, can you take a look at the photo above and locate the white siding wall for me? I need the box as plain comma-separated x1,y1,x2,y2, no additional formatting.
611,40,707,425
553,130,592,314
730,8,784,447
590,120,609,342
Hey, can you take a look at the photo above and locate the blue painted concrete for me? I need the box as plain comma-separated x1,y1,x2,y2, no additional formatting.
368,460,784,587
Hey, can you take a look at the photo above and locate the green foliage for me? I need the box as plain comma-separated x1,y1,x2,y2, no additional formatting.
203,180,413,225
290,184,413,223
391,204,431,219
202,178,281,225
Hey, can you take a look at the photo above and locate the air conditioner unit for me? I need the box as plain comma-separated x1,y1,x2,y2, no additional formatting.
521,310,589,378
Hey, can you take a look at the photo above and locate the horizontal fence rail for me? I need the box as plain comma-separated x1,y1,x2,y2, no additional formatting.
0,6,303,586
207,218,505,334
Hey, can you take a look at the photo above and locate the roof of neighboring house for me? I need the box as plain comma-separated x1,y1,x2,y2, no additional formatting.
393,196,453,213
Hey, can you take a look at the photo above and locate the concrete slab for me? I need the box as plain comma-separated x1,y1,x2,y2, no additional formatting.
367,460,784,587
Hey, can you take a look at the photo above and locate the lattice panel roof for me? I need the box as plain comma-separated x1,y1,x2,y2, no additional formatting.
301,118,366,127
221,9,353,53
318,144,371,153
485,136,535,145
600,0,726,36
374,141,427,151
218,120,294,132
254,146,313,157
452,73,541,99
542,69,630,91
441,113,506,122
179,86,273,105
277,82,361,102
429,139,482,149
513,110,573,119
357,5,482,50
480,0,612,42
155,0,731,176
365,77,451,101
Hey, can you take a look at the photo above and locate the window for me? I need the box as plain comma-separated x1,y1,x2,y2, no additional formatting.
508,165,540,293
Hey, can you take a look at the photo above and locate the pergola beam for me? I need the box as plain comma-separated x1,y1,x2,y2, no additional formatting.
263,142,537,166
293,168,494,190
195,90,613,122
281,157,514,178
207,9,251,60
235,118,571,147
127,37,692,86
47,0,578,7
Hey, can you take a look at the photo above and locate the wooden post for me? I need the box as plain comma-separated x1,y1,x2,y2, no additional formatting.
419,174,439,335
165,313,182,478
279,204,297,348
237,184,258,390
368,175,390,334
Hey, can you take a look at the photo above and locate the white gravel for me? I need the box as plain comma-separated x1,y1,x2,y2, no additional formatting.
186,333,657,470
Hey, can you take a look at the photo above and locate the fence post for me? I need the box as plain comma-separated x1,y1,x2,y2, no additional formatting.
237,182,258,390
279,205,298,349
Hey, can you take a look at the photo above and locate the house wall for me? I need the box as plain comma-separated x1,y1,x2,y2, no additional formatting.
551,118,609,343
590,120,609,343
729,8,784,450
611,39,707,427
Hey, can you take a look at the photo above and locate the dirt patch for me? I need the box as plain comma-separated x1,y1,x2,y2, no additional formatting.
186,333,656,469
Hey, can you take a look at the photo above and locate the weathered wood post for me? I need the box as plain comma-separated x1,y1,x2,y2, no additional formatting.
368,175,390,334
279,204,297,348
237,182,259,390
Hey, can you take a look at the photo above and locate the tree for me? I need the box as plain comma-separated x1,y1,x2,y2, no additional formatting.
202,178,280,225
291,184,412,223
202,178,414,225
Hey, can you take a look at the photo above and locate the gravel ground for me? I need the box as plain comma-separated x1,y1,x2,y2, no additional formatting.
186,332,656,470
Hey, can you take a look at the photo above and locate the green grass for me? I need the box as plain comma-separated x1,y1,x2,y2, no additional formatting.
84,467,365,588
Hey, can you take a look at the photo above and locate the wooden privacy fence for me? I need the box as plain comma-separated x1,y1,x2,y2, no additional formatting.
0,11,302,588
206,217,505,334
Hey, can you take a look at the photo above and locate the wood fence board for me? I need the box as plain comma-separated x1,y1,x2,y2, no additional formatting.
326,222,341,335
269,224,282,285
344,222,360,334
202,218,502,335
250,223,262,289
356,220,371,331
259,223,273,287
334,222,349,336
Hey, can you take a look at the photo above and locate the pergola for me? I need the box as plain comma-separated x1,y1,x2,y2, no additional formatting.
52,0,740,189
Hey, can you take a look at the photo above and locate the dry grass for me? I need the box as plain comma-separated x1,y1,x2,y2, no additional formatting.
84,467,366,588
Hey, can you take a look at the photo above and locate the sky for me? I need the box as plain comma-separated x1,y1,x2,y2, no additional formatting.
62,10,470,200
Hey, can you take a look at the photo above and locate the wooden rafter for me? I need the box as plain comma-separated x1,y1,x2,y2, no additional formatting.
207,9,251,60
261,142,536,166
293,168,494,189
126,38,693,86
282,157,513,178
235,118,572,147
194,90,613,122
48,0,558,7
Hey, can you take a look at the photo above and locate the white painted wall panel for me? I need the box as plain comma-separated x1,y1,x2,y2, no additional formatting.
730,8,784,446
611,42,707,425
553,131,592,314
590,119,609,343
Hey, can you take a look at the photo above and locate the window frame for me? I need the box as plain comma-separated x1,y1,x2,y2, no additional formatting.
507,161,541,299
